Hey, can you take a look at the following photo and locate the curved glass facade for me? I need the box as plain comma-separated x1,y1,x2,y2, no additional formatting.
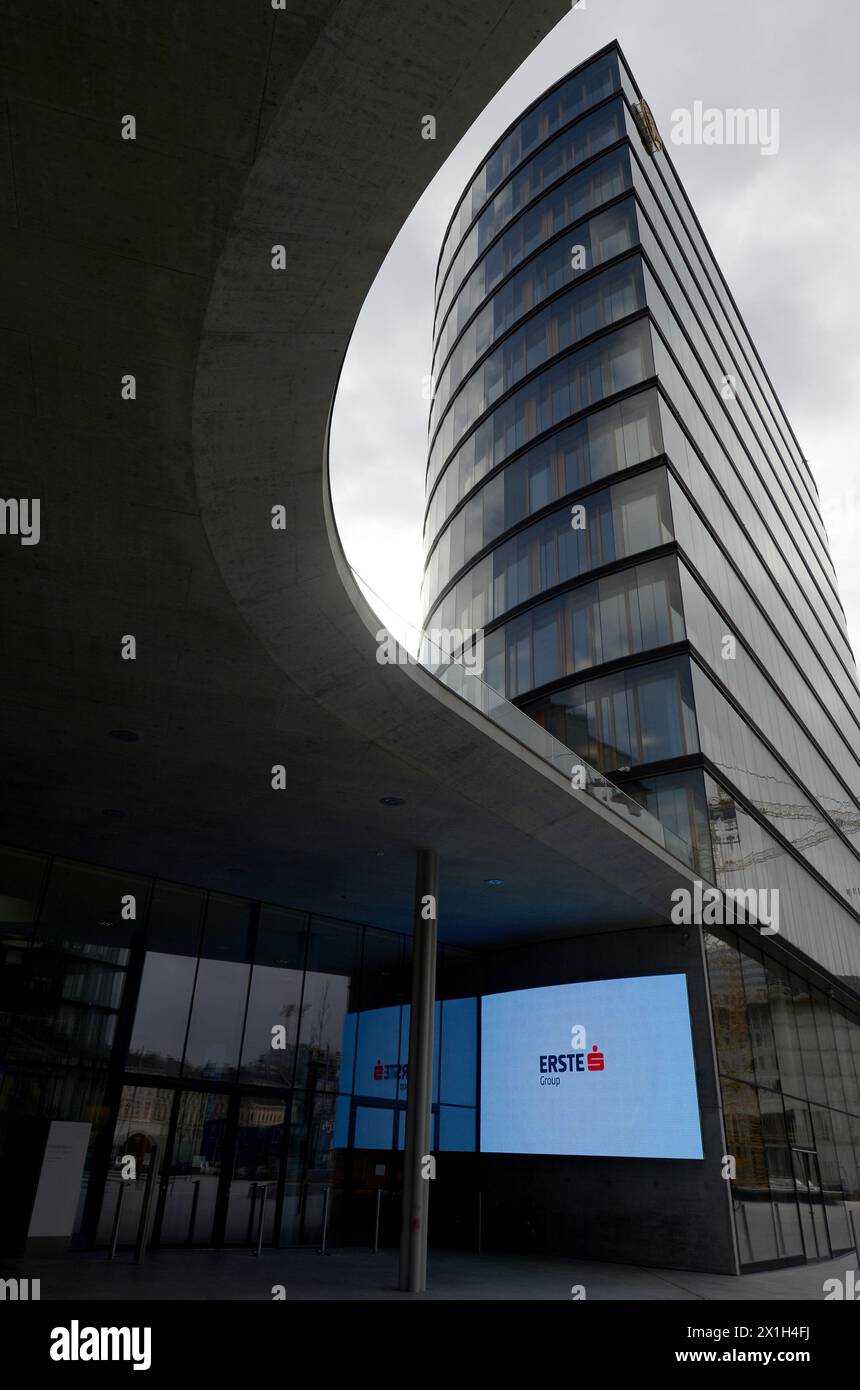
424,43,860,1001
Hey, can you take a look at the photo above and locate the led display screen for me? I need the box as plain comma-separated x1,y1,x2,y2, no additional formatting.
480,974,703,1158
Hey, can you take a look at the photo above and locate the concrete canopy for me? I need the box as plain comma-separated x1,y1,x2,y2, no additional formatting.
3,2,700,947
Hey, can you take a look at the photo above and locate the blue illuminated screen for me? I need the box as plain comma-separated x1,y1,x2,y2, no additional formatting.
480,974,703,1159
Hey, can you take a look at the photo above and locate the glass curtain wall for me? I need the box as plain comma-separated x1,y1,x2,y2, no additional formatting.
706,928,860,1267
0,843,478,1253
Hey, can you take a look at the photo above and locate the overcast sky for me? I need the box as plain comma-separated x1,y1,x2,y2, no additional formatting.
330,0,860,666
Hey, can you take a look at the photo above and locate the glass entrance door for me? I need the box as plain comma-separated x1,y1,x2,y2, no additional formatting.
791,1148,831,1261
96,1084,174,1248
223,1096,286,1246
103,1085,292,1250
154,1091,228,1247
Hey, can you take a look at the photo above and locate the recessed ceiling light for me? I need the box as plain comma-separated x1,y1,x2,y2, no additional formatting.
379,796,405,807
485,878,504,887
109,729,139,742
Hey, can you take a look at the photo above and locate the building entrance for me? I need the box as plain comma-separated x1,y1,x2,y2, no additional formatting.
97,1084,289,1251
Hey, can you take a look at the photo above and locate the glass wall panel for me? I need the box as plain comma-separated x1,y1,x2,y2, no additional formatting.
704,931,755,1085
827,1108,859,1238
425,376,660,578
183,958,250,1082
428,317,654,495
201,893,253,963
439,996,478,1107
37,859,146,962
636,211,837,604
239,907,306,1087
0,846,47,943
669,468,860,797
433,258,645,469
436,97,627,322
359,927,409,1012
127,951,197,1076
223,1096,286,1246
436,49,620,286
691,662,860,916
294,917,361,1093
95,1084,173,1247
813,992,845,1112
654,340,860,723
432,254,644,436
435,194,636,382
439,1105,477,1153
720,1076,779,1265
5,952,125,1069
479,555,683,701
756,1087,804,1259
738,945,780,1092
427,459,672,619
524,652,696,772
783,1096,815,1150
145,881,205,957
764,960,806,1101
851,1115,860,1230
624,769,712,877
182,894,254,1080
239,963,303,1088
794,977,826,1107
703,774,860,983
832,1005,860,1116
159,1090,228,1245
678,558,860,845
811,1104,852,1250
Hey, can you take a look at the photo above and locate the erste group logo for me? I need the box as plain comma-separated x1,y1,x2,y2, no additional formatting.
538,1024,605,1086
372,1058,408,1092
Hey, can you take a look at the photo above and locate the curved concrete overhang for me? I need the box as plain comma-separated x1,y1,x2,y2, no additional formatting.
4,2,700,946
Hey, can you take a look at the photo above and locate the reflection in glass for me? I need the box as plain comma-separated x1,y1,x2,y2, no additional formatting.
524,652,696,771
240,965,303,1087
720,1076,778,1265
183,958,250,1081
145,881,204,957
158,1090,228,1246
127,951,197,1075
294,918,360,1092
704,932,755,1085
96,1084,173,1247
755,1087,803,1258
37,859,146,962
224,1096,286,1246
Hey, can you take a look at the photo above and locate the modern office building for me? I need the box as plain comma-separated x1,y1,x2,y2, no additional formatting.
2,9,860,1292
423,42,860,1266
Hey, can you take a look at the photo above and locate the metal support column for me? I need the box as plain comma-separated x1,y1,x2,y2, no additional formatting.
398,847,439,1293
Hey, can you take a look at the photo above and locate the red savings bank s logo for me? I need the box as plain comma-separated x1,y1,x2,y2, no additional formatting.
373,1059,408,1084
538,1024,604,1085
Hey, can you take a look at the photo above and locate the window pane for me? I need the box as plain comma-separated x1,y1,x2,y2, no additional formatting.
239,963,304,1087
705,932,755,1084
720,1076,779,1266
146,881,204,957
127,952,197,1075
295,918,361,1092
183,958,250,1081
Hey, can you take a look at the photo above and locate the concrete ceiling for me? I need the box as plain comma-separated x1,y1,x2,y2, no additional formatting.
2,1,702,948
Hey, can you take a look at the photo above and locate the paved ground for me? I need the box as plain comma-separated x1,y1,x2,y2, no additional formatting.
2,1246,856,1301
